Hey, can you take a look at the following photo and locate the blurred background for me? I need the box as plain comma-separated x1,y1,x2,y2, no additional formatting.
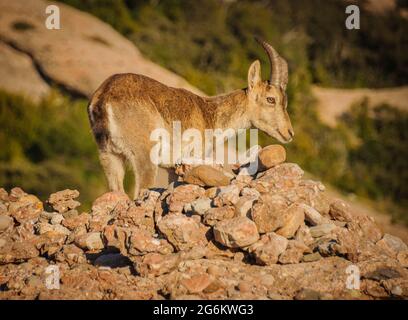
0,0,407,229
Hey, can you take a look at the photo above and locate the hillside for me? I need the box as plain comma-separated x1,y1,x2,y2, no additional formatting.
0,0,202,100
0,0,407,301
0,0,407,241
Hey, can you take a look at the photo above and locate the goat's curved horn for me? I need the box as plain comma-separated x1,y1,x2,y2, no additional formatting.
255,37,288,90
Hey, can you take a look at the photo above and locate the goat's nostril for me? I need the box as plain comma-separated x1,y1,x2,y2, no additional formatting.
288,129,294,138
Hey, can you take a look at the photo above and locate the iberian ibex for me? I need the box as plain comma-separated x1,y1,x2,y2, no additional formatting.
88,39,294,198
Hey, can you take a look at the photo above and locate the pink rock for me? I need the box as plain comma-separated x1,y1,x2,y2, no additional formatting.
135,253,180,277
251,194,288,233
184,165,231,187
397,251,408,267
0,188,8,202
258,145,286,170
8,195,43,223
213,185,240,207
249,232,288,265
62,213,89,231
157,214,207,251
213,216,259,248
251,163,304,193
376,234,408,258
0,241,39,264
74,232,104,251
279,240,311,264
180,274,212,293
329,199,352,222
295,225,314,246
127,229,173,256
276,205,305,239
167,185,205,213
203,206,235,226
91,191,130,216
48,189,80,213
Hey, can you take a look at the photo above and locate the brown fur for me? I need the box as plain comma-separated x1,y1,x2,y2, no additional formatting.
88,60,294,198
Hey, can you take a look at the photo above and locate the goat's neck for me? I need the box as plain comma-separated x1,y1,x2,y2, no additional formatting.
206,89,251,130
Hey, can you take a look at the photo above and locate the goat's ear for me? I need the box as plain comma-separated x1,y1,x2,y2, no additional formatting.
248,60,262,91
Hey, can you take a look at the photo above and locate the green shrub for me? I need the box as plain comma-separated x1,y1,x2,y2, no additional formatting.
0,90,105,208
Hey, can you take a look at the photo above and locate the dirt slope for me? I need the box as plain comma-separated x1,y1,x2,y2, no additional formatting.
0,0,203,100
312,85,408,126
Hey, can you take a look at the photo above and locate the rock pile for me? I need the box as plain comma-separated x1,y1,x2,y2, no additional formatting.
0,145,407,300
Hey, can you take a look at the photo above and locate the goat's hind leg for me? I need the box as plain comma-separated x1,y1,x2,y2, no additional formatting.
99,151,126,192
130,156,158,200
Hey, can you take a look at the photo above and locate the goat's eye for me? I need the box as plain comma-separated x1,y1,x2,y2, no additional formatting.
266,97,276,105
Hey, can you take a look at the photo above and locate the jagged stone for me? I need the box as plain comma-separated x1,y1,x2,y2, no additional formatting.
35,222,71,236
91,191,130,216
276,205,305,239
166,185,205,213
203,206,235,226
309,223,337,238
213,217,259,248
295,225,314,246
50,213,64,225
0,188,8,202
301,204,328,226
279,240,311,264
127,229,174,256
190,198,212,215
234,196,257,217
55,244,87,266
0,215,13,233
184,165,231,187
376,234,408,258
157,214,208,251
8,195,43,223
0,241,39,264
251,194,288,233
74,232,105,251
249,232,288,265
48,189,80,213
329,199,353,222
62,213,89,231
302,252,322,262
397,251,408,268
213,185,240,207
